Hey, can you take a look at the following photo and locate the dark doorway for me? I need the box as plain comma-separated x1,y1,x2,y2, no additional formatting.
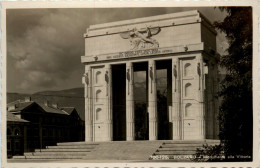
156,60,172,140
133,62,149,140
112,64,126,141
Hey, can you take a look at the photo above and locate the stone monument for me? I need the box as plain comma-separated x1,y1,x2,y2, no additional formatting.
81,10,219,142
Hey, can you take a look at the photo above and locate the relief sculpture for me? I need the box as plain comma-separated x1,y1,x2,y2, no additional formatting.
120,26,160,50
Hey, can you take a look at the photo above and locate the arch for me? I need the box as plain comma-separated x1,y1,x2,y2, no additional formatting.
96,90,102,102
185,83,192,97
95,71,102,84
14,127,21,136
96,108,102,120
184,63,192,76
185,103,192,117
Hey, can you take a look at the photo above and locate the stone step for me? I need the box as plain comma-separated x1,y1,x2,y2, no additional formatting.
161,144,204,147
162,140,209,144
24,152,88,156
154,150,196,155
35,148,92,152
46,145,95,149
23,155,84,159
57,142,99,146
12,156,26,159
158,147,200,151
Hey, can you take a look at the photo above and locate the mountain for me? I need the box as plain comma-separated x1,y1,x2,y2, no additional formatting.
7,77,167,121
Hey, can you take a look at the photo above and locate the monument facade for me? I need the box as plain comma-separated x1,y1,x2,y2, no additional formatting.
81,10,219,142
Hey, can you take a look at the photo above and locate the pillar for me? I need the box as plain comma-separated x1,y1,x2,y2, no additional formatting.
126,62,135,141
197,56,206,139
148,60,158,140
83,65,93,142
104,64,113,141
172,58,181,140
23,125,27,152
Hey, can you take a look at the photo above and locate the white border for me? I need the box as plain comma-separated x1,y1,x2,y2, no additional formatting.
1,1,259,167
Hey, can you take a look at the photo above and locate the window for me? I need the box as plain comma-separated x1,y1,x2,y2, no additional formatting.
7,141,11,150
14,128,20,136
7,128,12,136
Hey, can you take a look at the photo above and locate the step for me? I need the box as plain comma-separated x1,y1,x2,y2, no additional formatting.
12,156,26,159
35,148,92,152
24,152,88,156
57,142,99,146
46,145,95,149
158,147,200,151
23,155,84,159
161,144,204,148
154,150,196,155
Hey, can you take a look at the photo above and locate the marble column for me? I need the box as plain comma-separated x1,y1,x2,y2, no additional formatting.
197,56,206,139
148,60,158,140
172,58,181,140
104,64,113,141
83,65,93,142
126,62,135,141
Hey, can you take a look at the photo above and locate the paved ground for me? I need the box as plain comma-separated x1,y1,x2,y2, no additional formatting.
7,159,185,163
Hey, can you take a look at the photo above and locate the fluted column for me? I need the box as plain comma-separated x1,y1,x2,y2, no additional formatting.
126,62,135,141
83,65,93,142
148,60,158,140
197,56,206,139
172,58,181,140
104,64,113,141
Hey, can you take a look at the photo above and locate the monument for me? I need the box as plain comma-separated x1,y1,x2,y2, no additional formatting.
81,10,219,142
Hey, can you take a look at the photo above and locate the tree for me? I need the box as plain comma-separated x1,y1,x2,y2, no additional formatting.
215,7,253,161
193,7,253,162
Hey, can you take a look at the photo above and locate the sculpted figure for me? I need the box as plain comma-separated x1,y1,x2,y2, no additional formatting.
120,27,160,50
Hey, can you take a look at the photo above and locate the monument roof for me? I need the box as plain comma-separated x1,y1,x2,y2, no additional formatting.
85,10,216,37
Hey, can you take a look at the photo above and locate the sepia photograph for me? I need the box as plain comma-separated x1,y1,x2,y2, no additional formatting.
1,1,259,167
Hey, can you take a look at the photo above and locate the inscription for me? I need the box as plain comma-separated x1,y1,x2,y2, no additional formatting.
104,48,174,60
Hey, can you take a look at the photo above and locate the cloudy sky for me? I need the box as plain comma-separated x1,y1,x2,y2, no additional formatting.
6,7,228,94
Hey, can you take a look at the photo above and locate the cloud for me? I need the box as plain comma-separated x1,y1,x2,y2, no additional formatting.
7,8,227,93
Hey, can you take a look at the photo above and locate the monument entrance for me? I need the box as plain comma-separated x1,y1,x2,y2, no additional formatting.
81,10,219,142
112,64,126,141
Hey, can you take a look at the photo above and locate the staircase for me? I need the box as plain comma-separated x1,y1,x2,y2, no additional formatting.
150,140,220,162
12,140,220,161
12,142,98,160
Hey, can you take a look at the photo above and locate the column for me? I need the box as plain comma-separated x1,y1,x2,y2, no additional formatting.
23,125,27,152
83,65,93,142
148,60,158,140
172,58,181,140
197,56,206,139
126,62,135,141
104,64,113,141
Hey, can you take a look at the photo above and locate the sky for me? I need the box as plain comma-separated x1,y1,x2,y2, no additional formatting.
6,7,228,94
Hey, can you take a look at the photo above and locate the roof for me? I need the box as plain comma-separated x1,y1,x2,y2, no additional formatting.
7,99,79,116
7,112,29,123
38,103,69,115
7,101,34,112
60,107,75,115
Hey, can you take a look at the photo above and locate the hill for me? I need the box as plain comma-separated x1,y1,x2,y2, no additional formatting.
7,77,166,121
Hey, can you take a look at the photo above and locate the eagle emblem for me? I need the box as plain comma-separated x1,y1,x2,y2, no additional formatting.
120,27,160,50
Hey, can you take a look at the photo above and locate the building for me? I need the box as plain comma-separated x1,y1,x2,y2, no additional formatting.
7,97,84,157
7,112,29,158
81,10,220,142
